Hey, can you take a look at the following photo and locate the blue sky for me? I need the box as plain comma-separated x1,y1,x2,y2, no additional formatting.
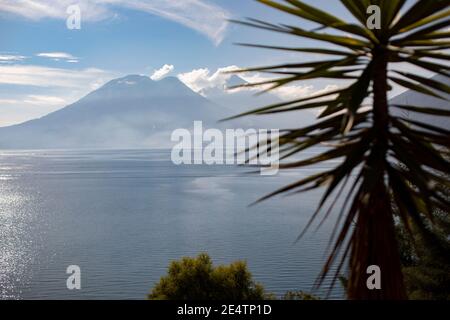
0,0,422,126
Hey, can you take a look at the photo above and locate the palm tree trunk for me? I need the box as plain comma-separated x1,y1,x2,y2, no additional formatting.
347,48,408,300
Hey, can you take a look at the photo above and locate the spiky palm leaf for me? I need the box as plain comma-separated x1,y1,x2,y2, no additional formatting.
229,0,450,299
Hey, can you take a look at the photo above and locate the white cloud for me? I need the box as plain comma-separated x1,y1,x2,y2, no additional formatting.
36,52,79,62
177,65,334,101
0,96,70,127
0,0,230,45
178,68,212,92
0,95,66,106
0,0,110,21
0,64,116,126
23,95,67,106
0,98,20,104
178,65,239,94
0,94,67,107
150,64,174,81
0,54,27,63
0,64,113,89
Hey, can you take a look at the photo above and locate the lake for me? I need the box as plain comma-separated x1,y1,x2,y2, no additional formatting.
0,149,346,299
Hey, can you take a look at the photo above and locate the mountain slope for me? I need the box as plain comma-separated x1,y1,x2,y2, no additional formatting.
389,74,449,129
1,74,446,150
0,75,229,149
203,75,317,129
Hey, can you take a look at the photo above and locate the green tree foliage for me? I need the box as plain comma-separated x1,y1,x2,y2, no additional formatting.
149,254,270,300
400,220,450,300
283,290,319,300
227,0,450,299
397,171,450,300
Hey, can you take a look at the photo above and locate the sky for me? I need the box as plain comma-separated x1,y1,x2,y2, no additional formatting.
0,0,424,127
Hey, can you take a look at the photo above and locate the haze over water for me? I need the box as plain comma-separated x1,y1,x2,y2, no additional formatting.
0,149,346,299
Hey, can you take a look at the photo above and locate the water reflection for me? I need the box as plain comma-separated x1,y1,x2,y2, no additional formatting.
0,150,345,300
0,180,38,299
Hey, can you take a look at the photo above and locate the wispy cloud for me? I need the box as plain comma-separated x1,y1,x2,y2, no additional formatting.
0,95,70,127
0,0,231,45
0,64,114,89
37,52,76,59
0,54,27,63
0,98,21,104
0,95,68,107
0,0,110,21
150,64,174,81
23,95,67,106
177,65,335,101
36,52,79,62
0,63,116,126
117,0,230,45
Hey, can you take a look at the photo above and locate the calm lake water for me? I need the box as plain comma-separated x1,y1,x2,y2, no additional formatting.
0,149,346,299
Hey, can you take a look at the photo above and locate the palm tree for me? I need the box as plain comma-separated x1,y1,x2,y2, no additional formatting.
227,0,449,299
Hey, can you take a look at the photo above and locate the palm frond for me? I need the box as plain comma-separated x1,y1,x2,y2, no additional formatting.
230,0,450,299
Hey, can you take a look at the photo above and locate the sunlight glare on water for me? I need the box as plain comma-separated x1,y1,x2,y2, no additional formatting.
0,149,346,300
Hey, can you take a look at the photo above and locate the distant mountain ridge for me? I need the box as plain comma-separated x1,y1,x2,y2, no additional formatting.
389,74,449,129
0,74,447,149
0,75,229,149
